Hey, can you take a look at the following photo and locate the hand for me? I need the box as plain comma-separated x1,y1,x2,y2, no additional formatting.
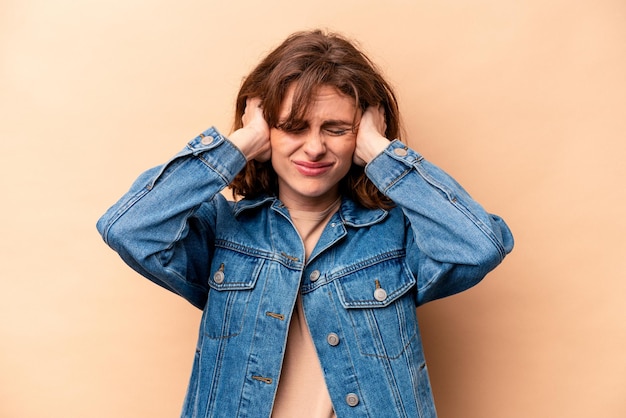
229,97,271,162
353,105,390,166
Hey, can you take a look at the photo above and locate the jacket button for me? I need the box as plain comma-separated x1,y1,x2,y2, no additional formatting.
213,270,225,284
374,287,387,301
326,332,340,346
393,147,408,156
201,135,214,145
309,270,321,282
345,393,359,407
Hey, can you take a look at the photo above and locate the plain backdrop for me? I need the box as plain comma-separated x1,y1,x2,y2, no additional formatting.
1,0,625,417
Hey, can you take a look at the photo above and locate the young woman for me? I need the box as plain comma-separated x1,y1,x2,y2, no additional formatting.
97,29,514,418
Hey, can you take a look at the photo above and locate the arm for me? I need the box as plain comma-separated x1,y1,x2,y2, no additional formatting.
96,129,247,308
97,99,271,308
356,107,514,305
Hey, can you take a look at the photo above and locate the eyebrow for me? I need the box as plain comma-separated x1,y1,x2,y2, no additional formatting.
276,118,354,129
321,119,353,127
277,117,352,124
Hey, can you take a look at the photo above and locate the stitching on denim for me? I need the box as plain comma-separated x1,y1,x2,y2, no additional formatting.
100,187,150,243
214,239,304,270
204,282,254,340
368,304,409,417
333,259,415,309
348,299,417,360
331,249,405,278
407,161,506,260
325,288,373,417
208,256,265,290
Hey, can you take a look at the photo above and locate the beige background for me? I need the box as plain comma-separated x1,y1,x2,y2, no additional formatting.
1,0,625,417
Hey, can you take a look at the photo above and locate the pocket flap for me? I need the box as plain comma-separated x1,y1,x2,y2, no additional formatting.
208,249,265,291
334,256,415,309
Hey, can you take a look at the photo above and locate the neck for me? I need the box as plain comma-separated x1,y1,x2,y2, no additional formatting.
286,196,342,219
279,191,342,213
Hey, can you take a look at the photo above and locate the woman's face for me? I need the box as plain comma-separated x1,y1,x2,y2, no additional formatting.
270,84,358,211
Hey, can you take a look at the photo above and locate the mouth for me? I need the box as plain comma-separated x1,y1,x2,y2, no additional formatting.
293,161,334,176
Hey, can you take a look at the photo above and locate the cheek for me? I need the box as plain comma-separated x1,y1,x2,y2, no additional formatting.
268,132,287,162
335,137,357,160
269,129,299,154
329,139,357,178
268,129,281,149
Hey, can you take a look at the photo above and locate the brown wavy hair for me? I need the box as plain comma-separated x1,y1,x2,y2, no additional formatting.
229,29,402,209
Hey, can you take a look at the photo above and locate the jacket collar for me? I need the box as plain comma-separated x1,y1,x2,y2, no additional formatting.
232,195,388,227
232,195,275,216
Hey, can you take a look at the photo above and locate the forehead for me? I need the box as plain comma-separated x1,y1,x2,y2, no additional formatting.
279,83,357,120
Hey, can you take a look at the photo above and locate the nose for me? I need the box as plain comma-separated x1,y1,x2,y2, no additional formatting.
302,131,326,159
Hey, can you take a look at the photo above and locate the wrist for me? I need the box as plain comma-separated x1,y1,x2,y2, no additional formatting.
228,126,266,161
359,135,390,164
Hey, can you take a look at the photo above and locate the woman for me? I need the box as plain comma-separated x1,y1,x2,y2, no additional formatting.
97,29,514,418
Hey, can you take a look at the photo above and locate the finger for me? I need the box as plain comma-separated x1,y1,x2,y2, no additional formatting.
242,98,260,124
377,105,387,134
246,97,262,109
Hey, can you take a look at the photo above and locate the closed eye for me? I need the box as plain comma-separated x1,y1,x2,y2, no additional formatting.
326,128,350,136
323,121,354,136
276,120,308,134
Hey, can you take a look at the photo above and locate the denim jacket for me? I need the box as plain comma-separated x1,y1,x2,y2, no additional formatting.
97,127,513,418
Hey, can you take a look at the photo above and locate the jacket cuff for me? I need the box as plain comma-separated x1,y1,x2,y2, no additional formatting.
365,139,424,194
185,126,248,183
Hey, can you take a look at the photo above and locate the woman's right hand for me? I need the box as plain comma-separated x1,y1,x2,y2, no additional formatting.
229,97,272,162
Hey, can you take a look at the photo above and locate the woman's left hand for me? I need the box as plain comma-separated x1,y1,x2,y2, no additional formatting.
353,105,391,166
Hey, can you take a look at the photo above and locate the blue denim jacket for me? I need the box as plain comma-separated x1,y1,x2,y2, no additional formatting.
97,127,513,418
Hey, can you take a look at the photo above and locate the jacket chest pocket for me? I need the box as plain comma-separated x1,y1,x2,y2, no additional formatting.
203,249,265,339
334,257,418,359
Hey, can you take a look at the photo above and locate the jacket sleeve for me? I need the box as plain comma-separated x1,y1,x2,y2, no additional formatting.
96,127,247,309
365,140,514,306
